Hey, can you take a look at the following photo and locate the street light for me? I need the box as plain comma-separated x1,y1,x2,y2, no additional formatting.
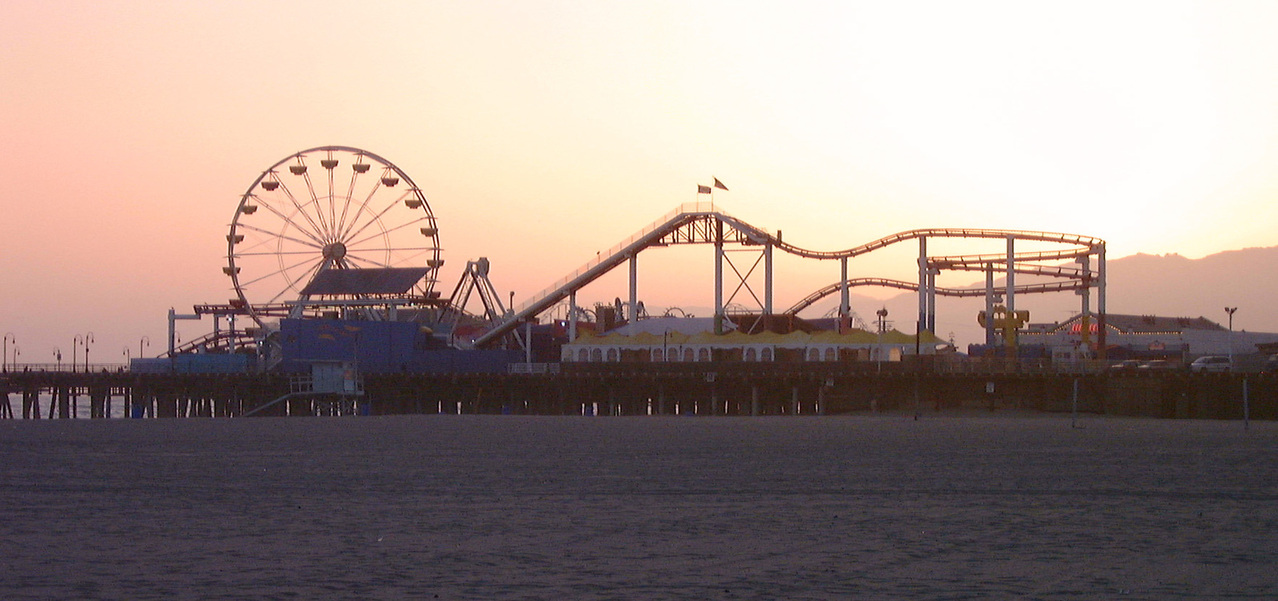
83,332,94,372
876,307,889,373
139,335,150,359
3,332,14,372
1225,307,1238,362
53,347,62,371
73,335,82,373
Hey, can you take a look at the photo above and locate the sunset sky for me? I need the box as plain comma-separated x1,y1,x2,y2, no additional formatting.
4,1,1278,362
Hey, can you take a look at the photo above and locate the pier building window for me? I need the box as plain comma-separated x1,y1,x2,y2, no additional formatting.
744,348,757,362
761,348,774,362
698,348,710,362
683,348,694,362
823,348,836,362
807,348,820,362
607,348,619,362
590,348,603,362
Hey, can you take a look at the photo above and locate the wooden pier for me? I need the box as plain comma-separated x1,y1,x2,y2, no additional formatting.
2,364,1275,420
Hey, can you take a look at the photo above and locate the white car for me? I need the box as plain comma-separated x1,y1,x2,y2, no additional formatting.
1189,356,1232,373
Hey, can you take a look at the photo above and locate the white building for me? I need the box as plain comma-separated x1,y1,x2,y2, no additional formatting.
1020,313,1278,359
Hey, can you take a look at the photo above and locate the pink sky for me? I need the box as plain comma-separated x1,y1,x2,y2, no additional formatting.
4,1,1278,363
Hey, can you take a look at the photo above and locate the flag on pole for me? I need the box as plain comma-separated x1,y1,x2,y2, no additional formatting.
697,184,712,194
713,177,728,191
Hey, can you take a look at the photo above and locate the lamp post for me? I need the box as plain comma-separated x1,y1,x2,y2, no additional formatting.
13,347,19,370
83,332,94,372
73,335,82,373
54,348,62,371
3,332,14,372
1225,307,1238,363
139,335,150,359
876,307,889,373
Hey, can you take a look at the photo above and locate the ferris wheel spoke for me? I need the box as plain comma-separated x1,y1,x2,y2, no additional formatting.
347,216,430,249
235,249,331,257
346,244,439,254
298,169,334,240
337,177,383,241
236,222,325,250
237,254,322,291
344,198,416,247
388,249,432,267
337,160,363,240
340,181,410,242
326,157,339,242
343,254,392,269
266,260,327,305
334,171,378,239
270,174,332,243
346,246,435,270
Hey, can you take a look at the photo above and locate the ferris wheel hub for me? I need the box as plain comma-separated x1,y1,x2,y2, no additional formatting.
322,242,348,260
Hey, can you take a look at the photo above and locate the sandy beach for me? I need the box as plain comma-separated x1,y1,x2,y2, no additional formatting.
2,414,1275,600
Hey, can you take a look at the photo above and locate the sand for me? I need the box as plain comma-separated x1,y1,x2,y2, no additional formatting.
1,414,1276,600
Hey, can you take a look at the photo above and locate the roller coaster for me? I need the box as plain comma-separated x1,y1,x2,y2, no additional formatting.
470,202,1106,351
172,146,1107,363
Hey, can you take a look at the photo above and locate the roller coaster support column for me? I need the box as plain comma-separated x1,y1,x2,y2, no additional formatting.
629,253,639,324
167,308,200,357
927,267,938,333
1097,243,1107,360
714,219,724,334
764,239,773,315
569,292,577,342
840,258,850,333
917,237,927,336
1078,254,1091,352
1005,236,1016,317
984,263,996,346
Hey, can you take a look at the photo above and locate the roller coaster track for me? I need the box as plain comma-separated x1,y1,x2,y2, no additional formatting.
471,203,1103,348
784,278,1088,316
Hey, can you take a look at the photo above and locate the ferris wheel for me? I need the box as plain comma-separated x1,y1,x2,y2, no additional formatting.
225,146,442,326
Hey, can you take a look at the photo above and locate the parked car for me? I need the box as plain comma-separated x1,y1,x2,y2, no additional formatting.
1189,356,1232,373
1264,354,1278,374
1139,359,1177,371
1109,360,1142,371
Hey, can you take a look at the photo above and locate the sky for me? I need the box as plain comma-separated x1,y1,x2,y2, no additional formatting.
4,0,1278,364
